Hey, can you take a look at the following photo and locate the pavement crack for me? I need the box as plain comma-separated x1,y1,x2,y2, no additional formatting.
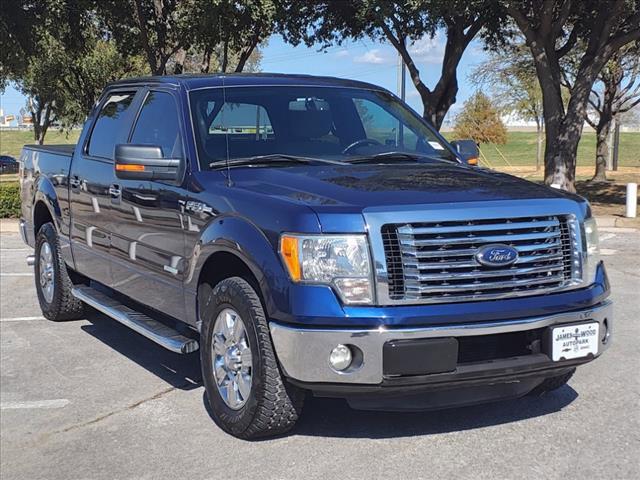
60,385,179,434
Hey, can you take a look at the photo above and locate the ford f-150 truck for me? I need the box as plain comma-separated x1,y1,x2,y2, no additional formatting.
19,74,611,439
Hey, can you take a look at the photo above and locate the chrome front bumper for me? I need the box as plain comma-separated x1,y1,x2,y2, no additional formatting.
269,301,613,385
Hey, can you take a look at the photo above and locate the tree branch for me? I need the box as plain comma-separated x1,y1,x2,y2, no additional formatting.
556,26,578,58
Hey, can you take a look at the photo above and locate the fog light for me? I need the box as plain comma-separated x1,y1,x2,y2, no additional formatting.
329,344,352,371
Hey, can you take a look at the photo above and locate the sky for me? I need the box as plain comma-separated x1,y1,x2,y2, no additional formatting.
0,33,488,125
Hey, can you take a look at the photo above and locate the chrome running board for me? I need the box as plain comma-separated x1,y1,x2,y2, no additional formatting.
72,285,199,354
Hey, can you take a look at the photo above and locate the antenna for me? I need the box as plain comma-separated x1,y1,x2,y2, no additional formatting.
221,75,232,187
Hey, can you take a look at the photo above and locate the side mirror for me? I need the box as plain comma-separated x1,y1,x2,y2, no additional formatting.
114,144,180,181
451,139,479,166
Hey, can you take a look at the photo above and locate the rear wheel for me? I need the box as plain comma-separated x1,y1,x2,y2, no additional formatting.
200,276,304,439
34,223,84,321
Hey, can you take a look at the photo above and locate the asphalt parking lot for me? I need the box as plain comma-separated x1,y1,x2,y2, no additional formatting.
1,224,639,480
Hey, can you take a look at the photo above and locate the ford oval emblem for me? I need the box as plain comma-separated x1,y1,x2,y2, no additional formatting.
475,244,519,267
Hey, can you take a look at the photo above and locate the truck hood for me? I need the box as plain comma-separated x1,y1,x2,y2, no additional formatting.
229,162,569,209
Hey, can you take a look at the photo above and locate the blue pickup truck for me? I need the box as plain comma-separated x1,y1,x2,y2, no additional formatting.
19,74,611,438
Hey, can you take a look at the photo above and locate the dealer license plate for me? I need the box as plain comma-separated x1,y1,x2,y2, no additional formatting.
551,323,599,361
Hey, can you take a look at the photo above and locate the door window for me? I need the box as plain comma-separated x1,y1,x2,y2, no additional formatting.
88,92,136,159
130,91,183,158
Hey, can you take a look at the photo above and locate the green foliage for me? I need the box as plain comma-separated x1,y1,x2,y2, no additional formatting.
1,1,148,143
97,0,276,74
453,92,507,145
0,182,21,218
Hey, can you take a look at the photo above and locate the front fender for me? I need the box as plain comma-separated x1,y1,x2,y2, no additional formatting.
184,215,295,325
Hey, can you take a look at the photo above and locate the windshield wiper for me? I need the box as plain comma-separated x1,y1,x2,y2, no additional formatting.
209,154,344,170
344,151,422,164
344,151,456,165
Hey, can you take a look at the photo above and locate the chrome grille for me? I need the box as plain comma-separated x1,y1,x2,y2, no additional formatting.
382,216,579,303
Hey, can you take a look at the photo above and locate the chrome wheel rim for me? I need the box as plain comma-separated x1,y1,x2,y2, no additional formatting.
39,241,55,303
212,308,252,410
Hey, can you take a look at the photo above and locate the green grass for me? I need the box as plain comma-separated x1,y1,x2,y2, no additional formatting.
0,129,81,159
444,131,640,168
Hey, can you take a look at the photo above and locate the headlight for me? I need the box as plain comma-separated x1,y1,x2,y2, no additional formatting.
279,234,373,304
583,217,600,285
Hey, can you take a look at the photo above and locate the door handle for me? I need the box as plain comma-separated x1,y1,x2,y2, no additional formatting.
109,184,121,198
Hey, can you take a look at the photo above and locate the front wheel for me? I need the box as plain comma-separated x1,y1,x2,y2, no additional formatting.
34,223,84,321
200,277,304,439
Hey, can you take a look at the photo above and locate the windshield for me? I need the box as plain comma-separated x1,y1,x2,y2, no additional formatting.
189,86,456,169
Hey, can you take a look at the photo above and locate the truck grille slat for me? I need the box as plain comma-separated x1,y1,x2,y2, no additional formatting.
382,215,580,303
399,229,560,247
398,219,559,235
404,264,564,281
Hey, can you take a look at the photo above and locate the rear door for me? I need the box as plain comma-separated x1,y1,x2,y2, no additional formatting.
69,89,141,286
109,88,188,320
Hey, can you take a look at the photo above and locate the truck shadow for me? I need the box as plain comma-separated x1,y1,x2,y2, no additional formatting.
292,388,578,439
78,309,578,438
80,309,202,391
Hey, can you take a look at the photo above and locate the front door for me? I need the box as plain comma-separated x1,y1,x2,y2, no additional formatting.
109,89,188,320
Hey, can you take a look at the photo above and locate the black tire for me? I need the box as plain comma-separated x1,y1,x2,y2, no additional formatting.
200,276,304,439
529,368,576,396
34,223,84,321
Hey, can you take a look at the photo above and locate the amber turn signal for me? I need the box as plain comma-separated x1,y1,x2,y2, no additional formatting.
280,235,301,281
115,164,145,172
467,157,479,166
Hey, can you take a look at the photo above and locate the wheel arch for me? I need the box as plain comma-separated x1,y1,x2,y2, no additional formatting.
189,216,287,330
32,176,62,236
33,200,54,236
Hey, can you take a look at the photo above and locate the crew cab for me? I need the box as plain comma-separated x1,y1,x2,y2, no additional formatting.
19,74,611,439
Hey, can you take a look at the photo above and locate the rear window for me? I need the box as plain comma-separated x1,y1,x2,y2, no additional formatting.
88,92,136,159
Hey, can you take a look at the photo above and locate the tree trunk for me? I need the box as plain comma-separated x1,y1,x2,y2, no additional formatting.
200,47,212,73
592,118,611,181
221,40,229,73
173,48,187,74
380,17,481,131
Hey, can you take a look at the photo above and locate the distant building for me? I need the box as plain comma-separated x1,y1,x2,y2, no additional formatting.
0,109,16,127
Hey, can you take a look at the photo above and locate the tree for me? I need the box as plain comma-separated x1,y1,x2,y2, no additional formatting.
97,0,276,75
472,41,545,169
585,42,640,181
453,91,507,144
1,1,147,143
282,0,508,130
1,0,96,142
505,0,640,191
96,0,190,76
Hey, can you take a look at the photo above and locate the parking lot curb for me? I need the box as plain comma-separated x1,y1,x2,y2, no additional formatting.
595,215,639,229
0,218,20,233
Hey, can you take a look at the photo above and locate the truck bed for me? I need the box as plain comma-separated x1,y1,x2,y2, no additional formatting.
20,143,76,247
23,144,76,156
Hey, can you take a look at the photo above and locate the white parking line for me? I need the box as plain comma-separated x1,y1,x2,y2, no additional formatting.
0,248,32,252
600,248,618,256
0,316,45,322
0,273,33,277
0,399,70,410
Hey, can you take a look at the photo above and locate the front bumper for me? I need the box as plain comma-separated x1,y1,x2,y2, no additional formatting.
269,300,613,386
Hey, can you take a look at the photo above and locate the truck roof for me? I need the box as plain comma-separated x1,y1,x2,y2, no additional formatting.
106,73,388,93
